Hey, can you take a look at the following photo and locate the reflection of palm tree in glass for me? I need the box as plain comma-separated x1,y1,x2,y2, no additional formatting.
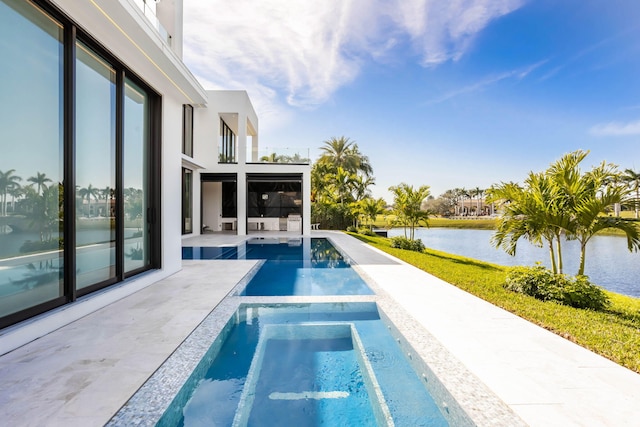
78,184,100,217
101,186,114,217
8,186,24,215
125,187,143,230
0,169,23,216
26,185,59,242
28,171,52,196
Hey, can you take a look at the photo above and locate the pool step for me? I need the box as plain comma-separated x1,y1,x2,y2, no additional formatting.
232,323,393,427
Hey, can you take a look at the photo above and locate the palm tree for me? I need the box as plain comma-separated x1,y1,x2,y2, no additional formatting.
488,174,569,274
623,168,640,219
492,150,640,276
328,167,356,205
457,187,470,215
548,153,640,275
351,174,374,201
260,152,284,163
389,183,431,240
474,187,484,215
319,136,373,177
288,153,310,164
28,172,52,196
0,169,22,216
361,197,386,231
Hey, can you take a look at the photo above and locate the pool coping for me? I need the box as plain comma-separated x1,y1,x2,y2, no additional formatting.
107,234,526,426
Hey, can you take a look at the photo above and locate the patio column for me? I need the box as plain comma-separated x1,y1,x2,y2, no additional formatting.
237,114,247,165
237,172,247,235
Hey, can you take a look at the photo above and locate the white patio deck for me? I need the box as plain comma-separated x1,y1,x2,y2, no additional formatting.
0,231,638,426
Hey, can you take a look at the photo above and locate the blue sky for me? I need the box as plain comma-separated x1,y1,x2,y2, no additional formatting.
183,0,640,201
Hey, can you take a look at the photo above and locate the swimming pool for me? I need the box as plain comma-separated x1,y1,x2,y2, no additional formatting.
183,238,373,296
153,302,471,427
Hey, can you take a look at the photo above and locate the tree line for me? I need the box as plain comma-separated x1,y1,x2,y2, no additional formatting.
311,139,640,279
310,136,431,239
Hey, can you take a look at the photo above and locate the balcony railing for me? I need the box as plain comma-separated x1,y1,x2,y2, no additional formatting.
249,148,311,165
131,0,172,47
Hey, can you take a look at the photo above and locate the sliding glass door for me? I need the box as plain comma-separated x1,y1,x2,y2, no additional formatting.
0,0,160,327
75,41,117,289
124,79,151,274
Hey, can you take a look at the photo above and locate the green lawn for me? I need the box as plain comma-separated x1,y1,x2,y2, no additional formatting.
349,232,640,373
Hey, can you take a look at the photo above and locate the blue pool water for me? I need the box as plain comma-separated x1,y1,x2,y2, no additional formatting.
157,303,461,427
183,238,373,296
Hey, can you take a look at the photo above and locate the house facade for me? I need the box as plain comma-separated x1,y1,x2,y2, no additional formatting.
0,0,310,353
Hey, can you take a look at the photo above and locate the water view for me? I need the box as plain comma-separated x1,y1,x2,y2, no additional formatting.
389,228,640,298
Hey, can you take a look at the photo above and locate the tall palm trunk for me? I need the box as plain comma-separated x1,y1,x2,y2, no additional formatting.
555,235,563,274
547,240,557,274
578,242,587,276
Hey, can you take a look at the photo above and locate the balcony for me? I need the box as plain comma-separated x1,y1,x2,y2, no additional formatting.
131,0,172,47
249,147,311,165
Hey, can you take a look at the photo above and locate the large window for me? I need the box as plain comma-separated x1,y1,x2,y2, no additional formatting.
0,0,159,327
219,118,236,163
247,180,302,218
182,105,193,157
182,168,192,234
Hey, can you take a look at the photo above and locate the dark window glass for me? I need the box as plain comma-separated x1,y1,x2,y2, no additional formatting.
222,182,237,217
219,118,236,163
0,0,64,318
182,168,192,234
182,105,193,157
246,182,302,218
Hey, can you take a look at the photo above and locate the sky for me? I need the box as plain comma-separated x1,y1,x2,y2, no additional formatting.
182,0,640,202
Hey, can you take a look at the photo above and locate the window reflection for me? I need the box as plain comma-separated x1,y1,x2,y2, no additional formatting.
0,0,64,318
75,41,117,289
124,79,149,273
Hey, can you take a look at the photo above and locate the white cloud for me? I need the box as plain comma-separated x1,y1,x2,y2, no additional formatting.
590,119,640,136
423,59,547,104
183,0,525,126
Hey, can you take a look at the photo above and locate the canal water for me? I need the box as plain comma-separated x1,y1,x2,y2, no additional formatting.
388,228,640,298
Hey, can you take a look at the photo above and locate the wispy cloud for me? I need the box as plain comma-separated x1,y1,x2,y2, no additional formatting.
183,0,525,126
539,28,637,81
590,119,640,136
423,59,547,105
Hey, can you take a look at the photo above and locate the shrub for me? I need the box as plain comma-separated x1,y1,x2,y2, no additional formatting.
390,236,425,252
558,275,610,311
505,265,609,310
346,226,359,233
358,228,377,236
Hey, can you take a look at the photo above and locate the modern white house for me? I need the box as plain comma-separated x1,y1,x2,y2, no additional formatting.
184,90,311,237
0,0,310,351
